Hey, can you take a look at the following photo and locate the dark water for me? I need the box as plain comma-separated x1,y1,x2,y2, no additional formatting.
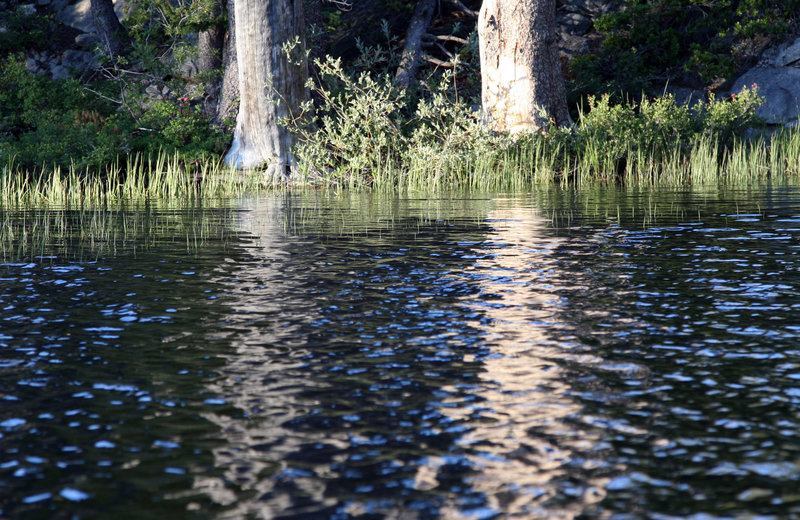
2,186,800,519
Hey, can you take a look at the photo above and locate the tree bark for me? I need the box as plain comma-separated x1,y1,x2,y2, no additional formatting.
478,0,570,133
224,0,308,181
395,0,436,88
91,0,130,59
198,0,226,117
216,0,239,128
197,9,225,75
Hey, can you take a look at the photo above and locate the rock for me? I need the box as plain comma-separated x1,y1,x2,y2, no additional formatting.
559,12,592,36
58,0,94,33
662,85,704,107
62,49,96,71
50,64,70,80
559,32,590,57
145,84,162,99
775,38,800,67
731,66,800,125
74,33,99,48
57,0,129,34
19,4,37,15
37,0,51,5
25,57,40,73
178,59,200,79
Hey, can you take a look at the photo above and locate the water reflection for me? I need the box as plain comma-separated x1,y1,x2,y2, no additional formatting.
442,198,619,518
4,186,800,519
198,193,499,518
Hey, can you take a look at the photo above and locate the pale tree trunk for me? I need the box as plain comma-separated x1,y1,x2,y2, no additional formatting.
91,0,130,60
224,0,308,181
478,0,570,133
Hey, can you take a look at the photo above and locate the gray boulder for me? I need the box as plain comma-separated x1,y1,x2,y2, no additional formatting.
62,49,97,72
57,0,128,34
776,38,800,67
731,66,800,126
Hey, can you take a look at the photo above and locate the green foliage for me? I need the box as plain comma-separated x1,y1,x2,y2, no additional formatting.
126,0,224,42
572,85,764,180
0,55,223,172
285,55,489,187
132,98,226,159
0,7,54,54
0,55,126,171
571,0,800,98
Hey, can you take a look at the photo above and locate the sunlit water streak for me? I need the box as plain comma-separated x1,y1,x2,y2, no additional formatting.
2,186,800,519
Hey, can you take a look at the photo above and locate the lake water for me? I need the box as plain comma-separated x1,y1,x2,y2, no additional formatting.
2,185,800,519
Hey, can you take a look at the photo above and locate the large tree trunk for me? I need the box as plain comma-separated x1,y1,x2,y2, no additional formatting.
216,0,239,128
224,0,308,181
91,0,130,59
198,0,226,117
197,4,225,75
478,0,570,133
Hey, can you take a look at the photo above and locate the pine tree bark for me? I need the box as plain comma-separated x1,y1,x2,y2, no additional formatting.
478,0,570,133
197,4,225,75
224,0,309,181
91,0,130,59
216,0,239,128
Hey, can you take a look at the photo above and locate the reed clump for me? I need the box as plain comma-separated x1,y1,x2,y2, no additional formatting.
0,152,253,208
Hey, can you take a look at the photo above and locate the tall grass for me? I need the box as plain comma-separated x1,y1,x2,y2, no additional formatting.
0,151,254,208
356,126,800,193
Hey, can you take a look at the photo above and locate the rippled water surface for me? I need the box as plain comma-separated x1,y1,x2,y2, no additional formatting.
3,186,800,519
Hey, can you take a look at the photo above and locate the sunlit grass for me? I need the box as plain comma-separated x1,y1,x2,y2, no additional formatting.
4,125,800,203
0,151,256,208
359,125,800,192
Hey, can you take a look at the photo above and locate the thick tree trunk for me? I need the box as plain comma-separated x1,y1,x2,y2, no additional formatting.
395,0,436,88
198,22,225,74
224,0,308,181
91,0,130,59
198,0,226,117
216,0,239,128
478,0,570,133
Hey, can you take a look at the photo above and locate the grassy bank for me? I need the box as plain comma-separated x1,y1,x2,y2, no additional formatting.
2,83,799,201
0,152,254,207
378,125,800,193
2,122,800,204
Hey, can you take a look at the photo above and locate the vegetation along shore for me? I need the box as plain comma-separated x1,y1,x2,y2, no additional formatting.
1,0,799,199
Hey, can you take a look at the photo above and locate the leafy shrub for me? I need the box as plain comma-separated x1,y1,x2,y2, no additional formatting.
285,55,488,186
0,7,54,54
0,55,223,172
132,98,227,159
568,85,764,179
0,55,125,170
571,0,800,99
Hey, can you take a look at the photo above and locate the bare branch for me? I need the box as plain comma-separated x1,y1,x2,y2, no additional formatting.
422,55,456,68
435,34,470,45
442,0,478,18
